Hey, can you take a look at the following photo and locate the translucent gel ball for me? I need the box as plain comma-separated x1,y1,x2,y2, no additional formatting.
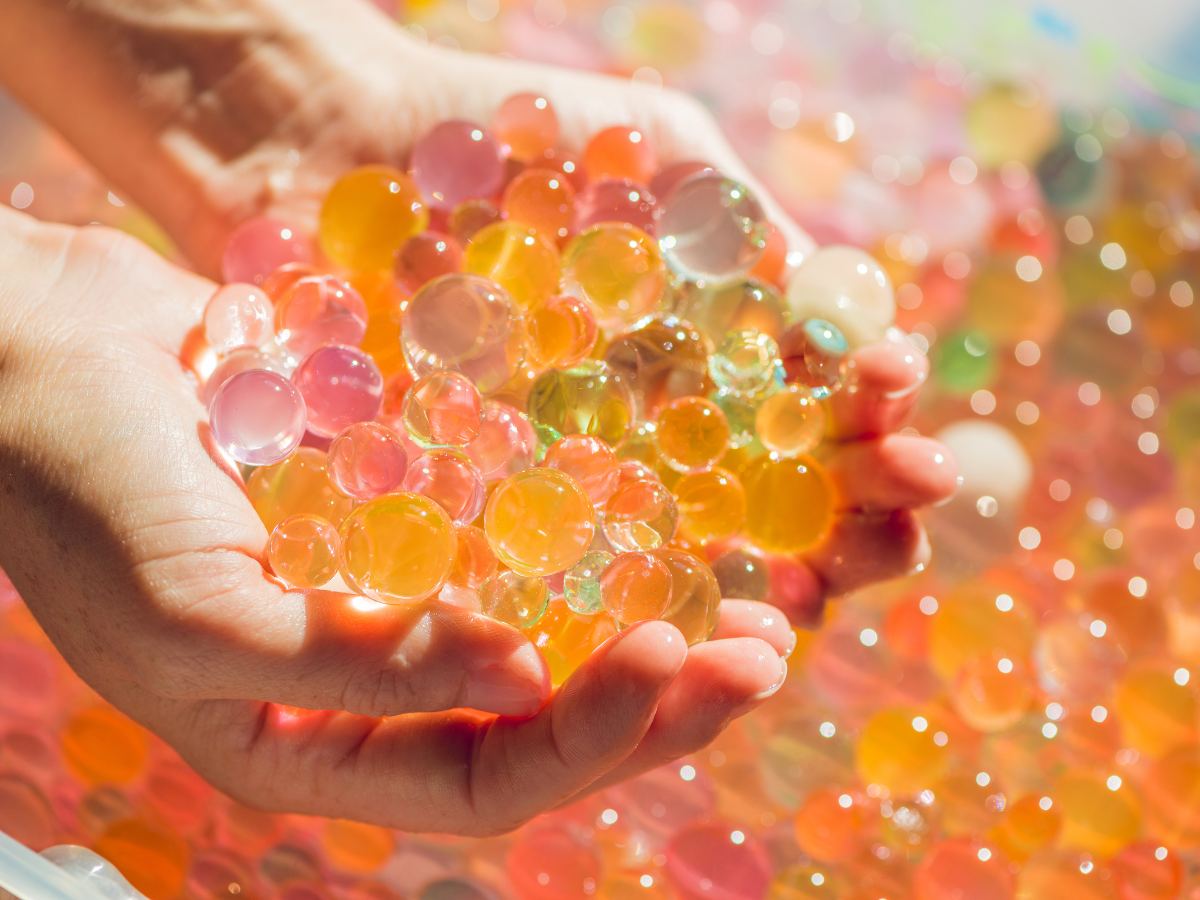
526,295,598,369
463,222,560,311
657,173,768,282
402,449,487,525
204,283,273,355
543,434,620,503
327,421,408,500
561,223,668,329
318,166,428,271
524,597,618,686
401,273,524,395
479,571,549,630
786,246,895,348
711,329,779,395
274,275,369,359
600,552,673,627
222,217,312,286
247,447,354,533
465,400,537,482
492,93,559,163
603,480,679,552
673,467,746,542
856,707,949,793
914,838,1014,900
653,550,721,645
741,454,835,552
268,514,341,589
573,178,660,234
209,369,306,466
449,525,499,589
675,278,788,346
527,362,635,447
711,548,769,602
202,348,291,407
403,371,483,448
755,385,826,457
485,469,595,576
650,160,715,201
778,318,849,398
584,126,658,184
503,168,576,242
604,316,712,418
394,231,463,295
410,120,506,212
339,492,457,603
654,397,731,474
262,261,320,302
291,345,384,438
448,198,503,244
564,550,614,614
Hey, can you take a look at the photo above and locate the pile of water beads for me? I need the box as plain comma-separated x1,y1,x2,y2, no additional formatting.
203,94,885,679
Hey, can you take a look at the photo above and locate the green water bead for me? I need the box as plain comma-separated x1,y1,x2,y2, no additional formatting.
564,550,614,614
527,361,635,447
932,330,996,395
710,329,779,395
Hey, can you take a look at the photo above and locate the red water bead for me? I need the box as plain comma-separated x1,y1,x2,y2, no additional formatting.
410,121,506,211
507,826,602,900
504,168,576,242
913,839,1013,900
209,369,307,466
291,345,384,438
747,222,788,287
328,421,408,500
493,93,560,163
584,126,658,184
275,275,368,358
650,160,715,201
543,434,619,503
664,823,773,900
261,262,322,303
1110,842,1182,900
222,217,313,286
573,178,660,234
394,231,463,294
794,787,869,863
202,347,291,407
540,148,588,192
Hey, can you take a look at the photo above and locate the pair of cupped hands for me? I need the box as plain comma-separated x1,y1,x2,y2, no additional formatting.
0,0,957,833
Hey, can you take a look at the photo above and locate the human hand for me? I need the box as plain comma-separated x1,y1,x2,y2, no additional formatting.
0,207,793,833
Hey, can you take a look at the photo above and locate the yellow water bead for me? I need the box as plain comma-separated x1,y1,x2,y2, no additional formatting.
484,468,595,576
319,165,428,271
247,447,354,535
740,454,835,553
463,221,560,311
339,492,456,603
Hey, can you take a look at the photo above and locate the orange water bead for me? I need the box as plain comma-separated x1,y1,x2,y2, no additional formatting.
584,126,658,184
394,231,464,294
600,551,673,626
655,397,730,474
403,371,483,447
449,525,499,588
604,316,712,417
653,549,721,645
543,434,620,503
793,788,869,863
248,447,355,534
927,583,1035,683
268,514,341,588
1055,771,1142,857
448,198,503,244
485,468,595,576
493,93,560,163
561,223,667,329
951,655,1033,732
990,794,1060,861
603,479,679,552
673,467,746,542
262,261,322,303
319,165,428,271
526,295,598,369
747,222,788,286
339,492,457,602
855,707,948,794
1016,851,1117,900
504,168,576,242
321,820,395,875
526,597,619,686
463,222,560,311
913,838,1013,900
348,271,407,378
1113,665,1198,758
62,706,148,786
1141,744,1200,844
756,386,826,457
740,454,835,553
94,819,190,900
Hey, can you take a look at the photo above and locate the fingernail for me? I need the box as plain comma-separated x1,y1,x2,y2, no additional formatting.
465,665,547,718
883,368,926,401
727,658,788,720
783,629,798,660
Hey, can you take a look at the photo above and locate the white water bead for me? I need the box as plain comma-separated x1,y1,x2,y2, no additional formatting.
785,245,896,348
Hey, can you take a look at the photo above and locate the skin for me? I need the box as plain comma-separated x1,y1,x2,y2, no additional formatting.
0,0,959,833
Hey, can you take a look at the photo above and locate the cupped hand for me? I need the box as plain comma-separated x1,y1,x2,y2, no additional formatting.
0,207,789,834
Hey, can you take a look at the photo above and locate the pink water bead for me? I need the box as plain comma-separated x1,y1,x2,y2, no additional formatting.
221,217,313,286
291,345,384,438
542,434,619,503
492,93,560,163
402,449,487,525
209,369,306,466
204,283,273,355
328,422,409,500
403,371,483,447
665,823,773,900
410,121,506,212
573,178,660,234
464,400,536,482
274,275,368,358
394,231,464,294
202,348,292,407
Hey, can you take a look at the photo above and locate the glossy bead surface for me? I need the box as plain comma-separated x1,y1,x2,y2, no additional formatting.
274,275,369,359
402,371,483,448
327,422,408,500
527,362,635,447
291,345,383,438
463,222,560,311
543,434,620,503
484,469,595,576
564,551,614,614
394,231,463,294
525,295,598,369
654,397,731,474
503,168,576,242
755,386,825,457
673,468,746,542
204,283,273,355
561,223,668,329
603,480,679,552
209,369,306,466
222,217,312,286
740,454,835,552
268,515,341,588
493,93,559,162
339,492,457,603
573,179,659,234
584,126,657,184
410,121,506,212
247,447,354,533
479,571,549,629
657,174,768,282
401,449,487,525
786,246,895,348
318,166,428,271
600,552,673,626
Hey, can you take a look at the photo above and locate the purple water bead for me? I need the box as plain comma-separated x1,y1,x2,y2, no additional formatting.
291,345,384,438
274,275,368,359
573,178,660,234
410,121,506,212
209,369,307,466
221,217,313,286
202,348,293,407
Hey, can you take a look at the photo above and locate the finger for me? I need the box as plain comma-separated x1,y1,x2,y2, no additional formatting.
709,600,796,658
562,637,785,796
803,509,930,597
827,340,929,440
825,435,960,511
128,619,687,834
